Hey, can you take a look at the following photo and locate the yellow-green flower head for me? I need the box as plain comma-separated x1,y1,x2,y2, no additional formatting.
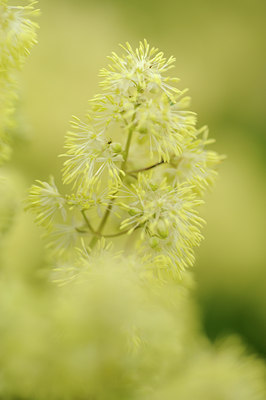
91,41,198,163
120,174,204,274
26,176,66,228
46,223,81,257
133,92,196,162
0,1,39,71
27,40,223,277
165,126,225,193
62,116,124,191
99,39,179,99
66,184,111,215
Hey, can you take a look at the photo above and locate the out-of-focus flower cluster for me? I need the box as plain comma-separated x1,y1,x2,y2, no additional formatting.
0,0,39,164
0,258,265,400
0,0,39,255
27,40,224,276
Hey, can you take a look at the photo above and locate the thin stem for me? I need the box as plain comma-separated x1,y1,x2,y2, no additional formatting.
103,226,139,238
126,160,165,175
96,198,114,233
121,111,136,170
75,228,89,234
103,231,128,238
87,196,116,249
88,235,98,249
81,210,96,234
77,226,134,239
121,126,134,170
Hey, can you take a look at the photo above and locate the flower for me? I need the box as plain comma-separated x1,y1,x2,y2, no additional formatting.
0,1,39,71
165,126,224,193
0,0,39,164
26,176,66,227
119,174,204,274
99,39,180,100
46,223,80,256
27,40,223,277
133,92,196,162
66,182,114,218
62,116,124,191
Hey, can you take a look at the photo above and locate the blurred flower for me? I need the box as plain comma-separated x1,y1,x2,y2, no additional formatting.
0,0,39,164
0,257,200,399
152,338,266,400
26,176,66,227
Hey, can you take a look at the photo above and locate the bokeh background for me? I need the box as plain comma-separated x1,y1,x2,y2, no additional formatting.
4,0,266,357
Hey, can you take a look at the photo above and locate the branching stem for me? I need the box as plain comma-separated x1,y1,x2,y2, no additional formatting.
76,225,133,238
126,160,165,175
87,115,136,249
81,210,96,234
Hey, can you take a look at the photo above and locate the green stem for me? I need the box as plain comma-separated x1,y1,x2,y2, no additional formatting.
88,235,98,249
88,125,135,249
81,210,96,234
96,198,114,233
121,125,134,170
103,226,138,238
126,160,165,175
77,226,134,239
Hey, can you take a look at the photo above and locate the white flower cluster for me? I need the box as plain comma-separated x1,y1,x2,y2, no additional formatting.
27,40,223,275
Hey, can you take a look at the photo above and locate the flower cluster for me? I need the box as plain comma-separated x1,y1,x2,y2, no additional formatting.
27,40,223,276
0,0,39,164
0,259,265,400
119,175,204,275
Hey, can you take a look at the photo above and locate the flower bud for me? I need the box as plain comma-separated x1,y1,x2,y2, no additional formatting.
149,236,159,248
150,183,158,191
138,123,148,134
156,219,169,239
110,142,122,153
127,86,138,97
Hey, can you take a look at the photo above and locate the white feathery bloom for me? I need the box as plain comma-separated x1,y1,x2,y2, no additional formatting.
26,176,66,227
119,174,204,273
166,126,224,193
46,223,80,256
134,92,197,161
0,0,39,164
96,146,125,183
62,117,124,190
66,182,112,215
99,39,180,100
0,1,39,71
26,40,223,277
88,94,127,128
62,117,105,188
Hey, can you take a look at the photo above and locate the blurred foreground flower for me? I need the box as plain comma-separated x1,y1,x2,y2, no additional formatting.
0,0,39,164
0,258,265,400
